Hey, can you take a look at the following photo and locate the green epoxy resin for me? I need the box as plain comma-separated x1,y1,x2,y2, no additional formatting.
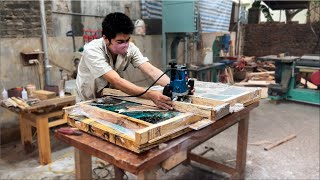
90,98,180,124
121,111,180,124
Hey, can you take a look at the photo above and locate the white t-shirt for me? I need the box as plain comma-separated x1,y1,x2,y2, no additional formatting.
76,38,149,101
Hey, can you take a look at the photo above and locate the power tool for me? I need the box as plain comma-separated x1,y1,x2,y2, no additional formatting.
163,61,194,101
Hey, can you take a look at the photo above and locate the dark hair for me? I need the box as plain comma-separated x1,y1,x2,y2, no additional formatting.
102,12,134,42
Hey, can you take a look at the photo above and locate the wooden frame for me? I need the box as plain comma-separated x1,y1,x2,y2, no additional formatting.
65,101,205,153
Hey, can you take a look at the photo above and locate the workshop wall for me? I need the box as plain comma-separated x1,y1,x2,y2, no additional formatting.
243,22,320,56
0,0,53,38
53,0,141,37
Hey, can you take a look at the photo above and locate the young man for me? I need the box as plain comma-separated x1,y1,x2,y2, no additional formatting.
76,12,173,110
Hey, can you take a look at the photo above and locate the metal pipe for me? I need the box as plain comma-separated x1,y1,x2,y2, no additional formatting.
52,10,105,18
184,35,188,65
235,0,241,57
40,0,51,85
162,32,167,71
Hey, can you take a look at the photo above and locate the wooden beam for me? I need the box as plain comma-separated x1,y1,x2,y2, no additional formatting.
48,118,67,128
135,113,203,144
75,148,92,180
172,101,213,119
36,116,51,165
161,151,187,171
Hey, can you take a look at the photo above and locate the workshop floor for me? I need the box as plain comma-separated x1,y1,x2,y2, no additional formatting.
0,99,319,179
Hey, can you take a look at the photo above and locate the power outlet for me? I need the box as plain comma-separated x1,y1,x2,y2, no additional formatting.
28,59,38,65
20,51,44,66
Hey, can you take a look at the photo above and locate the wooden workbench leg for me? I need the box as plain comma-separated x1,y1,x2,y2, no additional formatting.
114,166,125,180
234,114,250,179
19,113,33,152
75,148,92,180
137,165,160,180
36,117,51,165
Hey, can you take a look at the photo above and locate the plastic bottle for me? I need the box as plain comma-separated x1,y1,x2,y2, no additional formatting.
59,89,65,98
22,88,28,100
2,88,8,100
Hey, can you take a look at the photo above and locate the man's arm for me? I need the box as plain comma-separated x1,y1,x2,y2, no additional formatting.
138,62,170,86
102,70,173,110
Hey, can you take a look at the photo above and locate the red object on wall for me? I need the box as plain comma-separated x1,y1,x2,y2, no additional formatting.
310,71,320,86
83,29,102,44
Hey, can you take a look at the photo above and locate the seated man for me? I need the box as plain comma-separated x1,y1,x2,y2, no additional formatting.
76,12,173,110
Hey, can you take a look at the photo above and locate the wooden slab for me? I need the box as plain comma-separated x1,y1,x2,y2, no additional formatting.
33,90,56,100
191,81,261,106
25,96,75,113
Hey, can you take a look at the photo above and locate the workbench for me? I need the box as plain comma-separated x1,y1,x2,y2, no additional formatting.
55,101,258,179
2,96,75,165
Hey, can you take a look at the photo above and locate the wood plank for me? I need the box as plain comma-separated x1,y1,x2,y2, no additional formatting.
188,153,237,175
25,96,75,113
75,148,92,180
33,90,56,100
172,101,213,119
48,118,67,128
189,119,213,130
102,88,155,107
161,151,187,171
264,134,297,151
189,96,227,107
135,113,203,145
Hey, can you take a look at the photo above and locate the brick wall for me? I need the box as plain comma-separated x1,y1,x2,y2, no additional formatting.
243,22,320,56
0,0,53,38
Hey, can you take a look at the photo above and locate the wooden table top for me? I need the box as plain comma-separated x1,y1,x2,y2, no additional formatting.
1,96,75,114
55,102,259,174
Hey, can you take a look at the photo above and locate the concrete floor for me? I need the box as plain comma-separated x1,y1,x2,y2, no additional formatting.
0,99,319,179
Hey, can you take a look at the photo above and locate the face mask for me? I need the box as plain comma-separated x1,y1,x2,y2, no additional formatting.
109,42,129,56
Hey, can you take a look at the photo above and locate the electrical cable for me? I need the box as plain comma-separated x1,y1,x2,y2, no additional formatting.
104,69,170,98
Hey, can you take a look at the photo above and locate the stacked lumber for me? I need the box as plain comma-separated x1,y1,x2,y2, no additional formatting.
234,71,274,99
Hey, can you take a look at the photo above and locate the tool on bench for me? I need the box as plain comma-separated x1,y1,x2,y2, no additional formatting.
258,54,320,105
57,127,83,136
163,61,194,101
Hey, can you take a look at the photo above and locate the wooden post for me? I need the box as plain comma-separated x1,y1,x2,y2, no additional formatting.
137,165,159,180
235,115,249,179
75,148,92,180
114,166,125,180
36,116,51,165
19,113,33,152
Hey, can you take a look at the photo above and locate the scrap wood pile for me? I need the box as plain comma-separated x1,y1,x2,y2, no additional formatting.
233,56,275,99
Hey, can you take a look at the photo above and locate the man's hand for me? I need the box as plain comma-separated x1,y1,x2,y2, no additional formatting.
146,90,173,110
190,87,195,95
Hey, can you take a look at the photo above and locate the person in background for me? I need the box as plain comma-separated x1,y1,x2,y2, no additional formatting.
76,12,173,110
